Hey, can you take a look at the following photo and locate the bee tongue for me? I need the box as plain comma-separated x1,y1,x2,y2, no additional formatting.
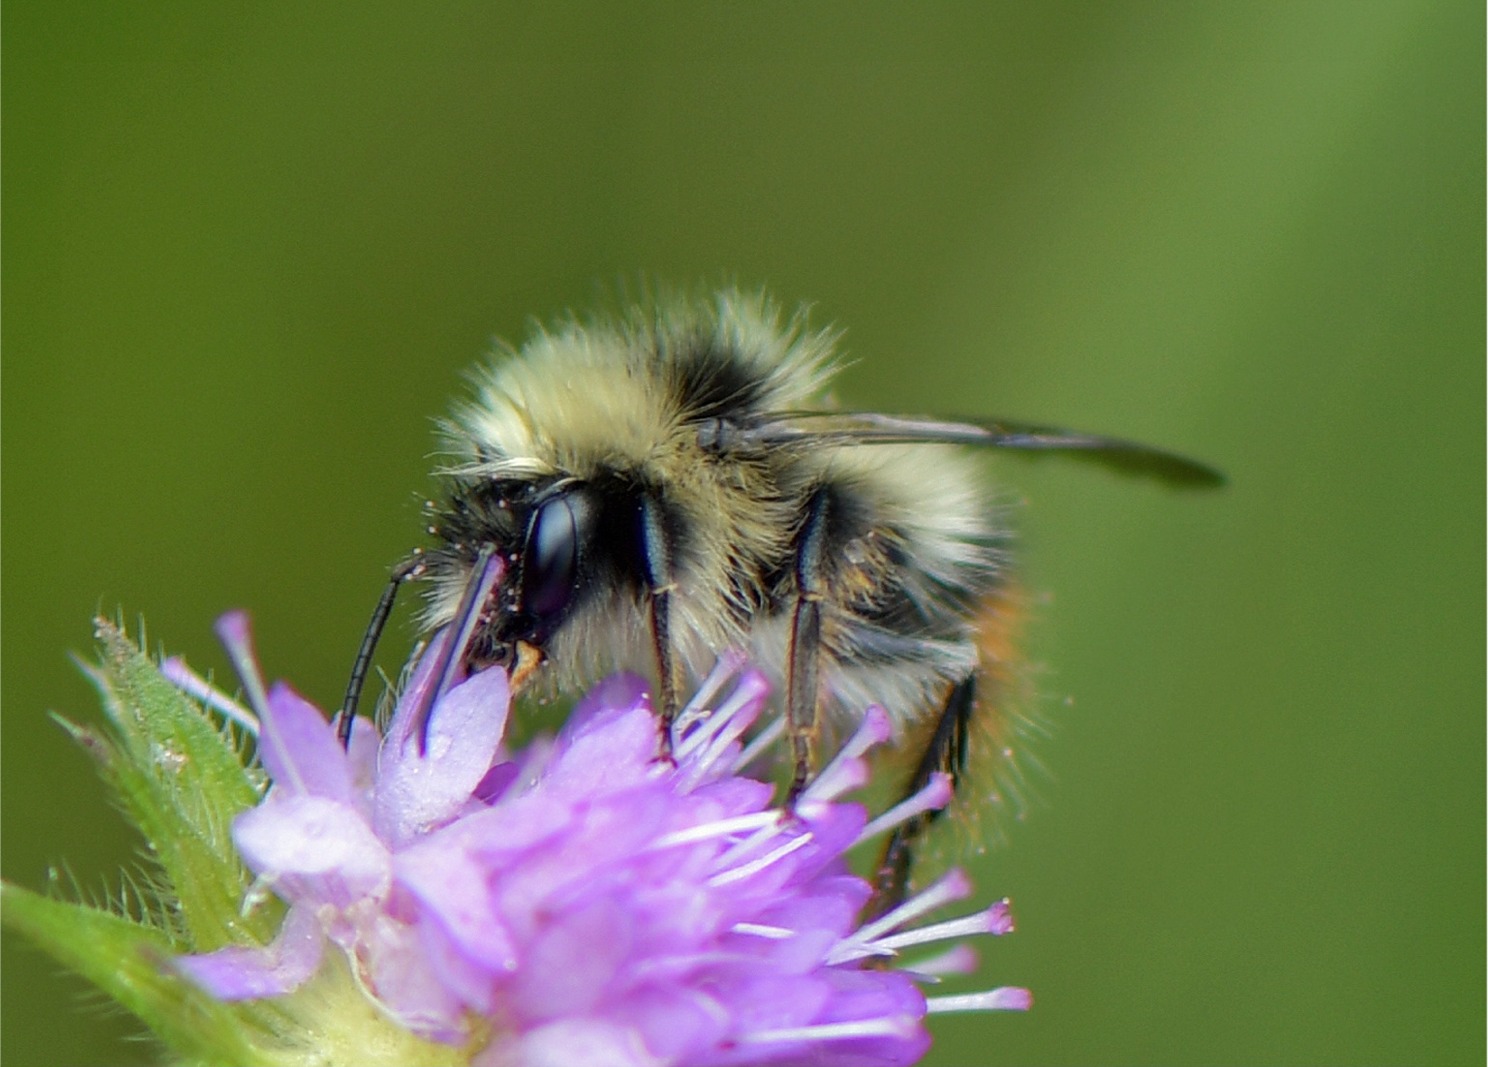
413,544,503,753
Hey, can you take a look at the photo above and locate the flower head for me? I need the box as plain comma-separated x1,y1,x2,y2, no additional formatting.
7,597,1025,1066
170,608,1029,1065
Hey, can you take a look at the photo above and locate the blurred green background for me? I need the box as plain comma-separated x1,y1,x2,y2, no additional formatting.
4,4,1481,1065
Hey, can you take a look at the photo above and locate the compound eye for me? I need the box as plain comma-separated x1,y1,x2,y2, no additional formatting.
518,491,588,631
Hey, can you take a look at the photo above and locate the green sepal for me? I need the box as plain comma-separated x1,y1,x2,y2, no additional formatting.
71,619,277,950
0,881,270,1067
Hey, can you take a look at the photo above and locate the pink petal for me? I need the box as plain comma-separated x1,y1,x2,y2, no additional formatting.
357,912,475,1044
259,682,352,800
396,835,518,974
483,1018,659,1067
541,705,661,798
375,665,510,847
234,795,390,906
176,904,323,1000
507,896,633,1021
567,672,651,727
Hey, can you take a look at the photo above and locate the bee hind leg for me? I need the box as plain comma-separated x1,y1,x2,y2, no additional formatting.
866,674,976,918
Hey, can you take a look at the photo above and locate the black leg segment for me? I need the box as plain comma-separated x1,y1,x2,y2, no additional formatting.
639,494,681,754
785,488,832,805
868,673,978,916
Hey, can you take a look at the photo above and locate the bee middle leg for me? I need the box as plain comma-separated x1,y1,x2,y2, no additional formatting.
867,674,977,918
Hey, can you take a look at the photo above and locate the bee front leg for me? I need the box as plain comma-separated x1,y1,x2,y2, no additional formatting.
640,494,682,758
785,489,832,808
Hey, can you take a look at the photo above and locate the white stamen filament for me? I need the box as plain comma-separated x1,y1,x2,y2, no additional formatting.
672,653,743,741
731,922,794,939
709,797,831,871
160,656,260,735
239,874,275,917
690,676,770,773
730,715,785,774
802,706,892,803
926,987,1033,1013
738,1016,916,1045
216,613,308,795
709,832,811,887
674,701,733,763
852,771,952,848
902,943,979,978
848,869,972,945
862,908,1007,956
652,810,781,849
711,820,785,871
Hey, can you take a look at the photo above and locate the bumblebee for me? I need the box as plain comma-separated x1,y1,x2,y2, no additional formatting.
338,290,1221,910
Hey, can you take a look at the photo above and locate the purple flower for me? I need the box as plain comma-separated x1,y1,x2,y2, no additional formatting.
175,610,1030,1066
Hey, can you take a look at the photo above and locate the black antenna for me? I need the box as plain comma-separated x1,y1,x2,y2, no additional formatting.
336,552,425,748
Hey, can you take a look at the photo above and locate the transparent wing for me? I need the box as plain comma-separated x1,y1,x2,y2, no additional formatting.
729,411,1225,488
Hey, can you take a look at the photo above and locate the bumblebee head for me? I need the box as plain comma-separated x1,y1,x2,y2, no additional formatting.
430,475,616,693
